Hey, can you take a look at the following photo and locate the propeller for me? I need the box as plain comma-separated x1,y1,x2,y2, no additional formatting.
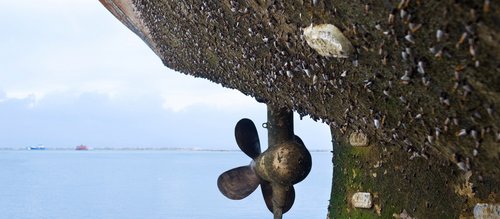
217,118,296,213
217,119,262,200
217,114,312,218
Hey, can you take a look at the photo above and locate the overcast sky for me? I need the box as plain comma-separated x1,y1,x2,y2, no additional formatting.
0,1,331,150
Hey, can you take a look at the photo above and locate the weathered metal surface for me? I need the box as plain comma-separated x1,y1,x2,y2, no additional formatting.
256,106,311,218
218,105,311,218
255,141,312,185
256,106,311,186
217,165,261,200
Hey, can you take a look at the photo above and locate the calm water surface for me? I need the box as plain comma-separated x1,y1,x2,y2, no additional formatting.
0,150,332,219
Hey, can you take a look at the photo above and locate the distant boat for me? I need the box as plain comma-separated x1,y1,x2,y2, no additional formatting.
75,145,89,150
28,144,46,150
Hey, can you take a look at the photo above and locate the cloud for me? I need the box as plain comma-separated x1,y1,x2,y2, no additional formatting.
0,0,256,112
0,89,331,150
161,90,256,112
0,1,333,150
0,0,92,10
0,91,266,149
0,90,5,102
160,78,259,112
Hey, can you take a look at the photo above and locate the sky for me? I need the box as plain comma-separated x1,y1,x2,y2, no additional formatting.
0,1,332,150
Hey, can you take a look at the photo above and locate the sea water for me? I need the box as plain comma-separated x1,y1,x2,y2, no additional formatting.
0,150,332,219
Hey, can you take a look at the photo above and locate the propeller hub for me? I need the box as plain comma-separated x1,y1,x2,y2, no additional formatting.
255,141,312,186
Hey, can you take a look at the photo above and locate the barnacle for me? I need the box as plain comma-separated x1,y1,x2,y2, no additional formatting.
303,24,354,58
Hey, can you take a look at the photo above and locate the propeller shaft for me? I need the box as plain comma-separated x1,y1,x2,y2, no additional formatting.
261,105,312,219
267,105,294,147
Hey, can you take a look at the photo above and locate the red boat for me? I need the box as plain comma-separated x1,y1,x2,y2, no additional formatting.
75,145,89,150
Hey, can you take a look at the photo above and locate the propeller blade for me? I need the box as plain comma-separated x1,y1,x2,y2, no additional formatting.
217,166,261,200
235,118,261,159
261,181,295,214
